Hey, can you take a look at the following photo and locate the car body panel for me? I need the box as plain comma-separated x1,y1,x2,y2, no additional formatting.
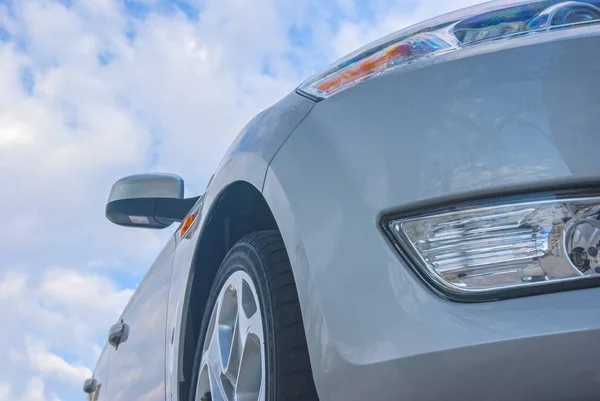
90,346,111,401
207,91,314,193
101,236,176,401
163,92,314,401
263,28,600,400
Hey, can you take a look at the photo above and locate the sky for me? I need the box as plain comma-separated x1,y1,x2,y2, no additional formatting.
0,0,482,400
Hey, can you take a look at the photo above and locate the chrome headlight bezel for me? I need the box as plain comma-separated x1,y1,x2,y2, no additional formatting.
380,180,600,302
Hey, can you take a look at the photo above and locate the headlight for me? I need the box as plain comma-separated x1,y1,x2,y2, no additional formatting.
298,0,600,100
384,192,600,301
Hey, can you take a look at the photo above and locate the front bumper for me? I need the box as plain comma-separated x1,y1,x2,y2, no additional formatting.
264,27,600,401
318,278,600,400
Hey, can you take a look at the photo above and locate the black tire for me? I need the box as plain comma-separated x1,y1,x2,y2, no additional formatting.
189,230,319,401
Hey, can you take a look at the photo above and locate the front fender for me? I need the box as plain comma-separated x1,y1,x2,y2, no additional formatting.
165,91,314,401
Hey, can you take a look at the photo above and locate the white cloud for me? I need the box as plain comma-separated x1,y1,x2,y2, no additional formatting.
0,0,484,399
22,377,44,401
26,344,92,386
0,382,11,401
0,269,132,399
331,0,483,57
40,269,134,315
0,271,27,296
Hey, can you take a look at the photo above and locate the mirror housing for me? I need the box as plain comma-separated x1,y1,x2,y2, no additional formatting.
105,173,198,229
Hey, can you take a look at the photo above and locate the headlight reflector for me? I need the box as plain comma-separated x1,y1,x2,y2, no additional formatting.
388,197,600,298
298,0,600,100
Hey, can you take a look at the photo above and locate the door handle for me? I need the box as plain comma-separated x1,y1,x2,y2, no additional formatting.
108,319,129,349
83,378,97,394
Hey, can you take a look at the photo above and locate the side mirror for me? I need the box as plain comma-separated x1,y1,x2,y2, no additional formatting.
105,173,198,229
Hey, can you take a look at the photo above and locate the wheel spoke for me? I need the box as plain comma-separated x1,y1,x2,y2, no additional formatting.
208,364,227,401
235,333,263,401
196,365,211,401
206,329,223,383
223,314,242,386
217,282,238,371
202,305,218,353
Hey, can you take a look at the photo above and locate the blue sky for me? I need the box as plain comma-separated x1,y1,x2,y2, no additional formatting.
0,0,481,399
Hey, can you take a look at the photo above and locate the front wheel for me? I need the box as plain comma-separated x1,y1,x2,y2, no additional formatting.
189,230,319,401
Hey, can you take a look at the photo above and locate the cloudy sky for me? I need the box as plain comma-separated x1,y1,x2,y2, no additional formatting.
0,0,482,399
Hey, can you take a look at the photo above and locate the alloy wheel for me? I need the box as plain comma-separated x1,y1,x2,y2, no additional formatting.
196,270,265,401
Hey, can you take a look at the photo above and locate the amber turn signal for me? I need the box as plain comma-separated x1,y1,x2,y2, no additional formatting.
179,213,196,238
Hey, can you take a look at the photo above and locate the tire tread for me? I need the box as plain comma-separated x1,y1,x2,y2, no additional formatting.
239,230,318,401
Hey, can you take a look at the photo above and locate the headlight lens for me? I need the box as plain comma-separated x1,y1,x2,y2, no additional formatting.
298,0,600,100
388,196,600,298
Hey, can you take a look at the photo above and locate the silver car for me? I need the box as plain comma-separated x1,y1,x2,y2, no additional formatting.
85,1,600,400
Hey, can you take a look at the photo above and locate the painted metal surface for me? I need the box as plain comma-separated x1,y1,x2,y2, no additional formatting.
101,237,176,401
90,346,111,401
164,92,313,401
107,173,184,202
264,28,600,400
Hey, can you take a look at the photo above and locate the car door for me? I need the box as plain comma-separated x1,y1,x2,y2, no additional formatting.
104,236,177,401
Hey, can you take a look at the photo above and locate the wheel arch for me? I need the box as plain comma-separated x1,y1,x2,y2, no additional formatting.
178,180,279,401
